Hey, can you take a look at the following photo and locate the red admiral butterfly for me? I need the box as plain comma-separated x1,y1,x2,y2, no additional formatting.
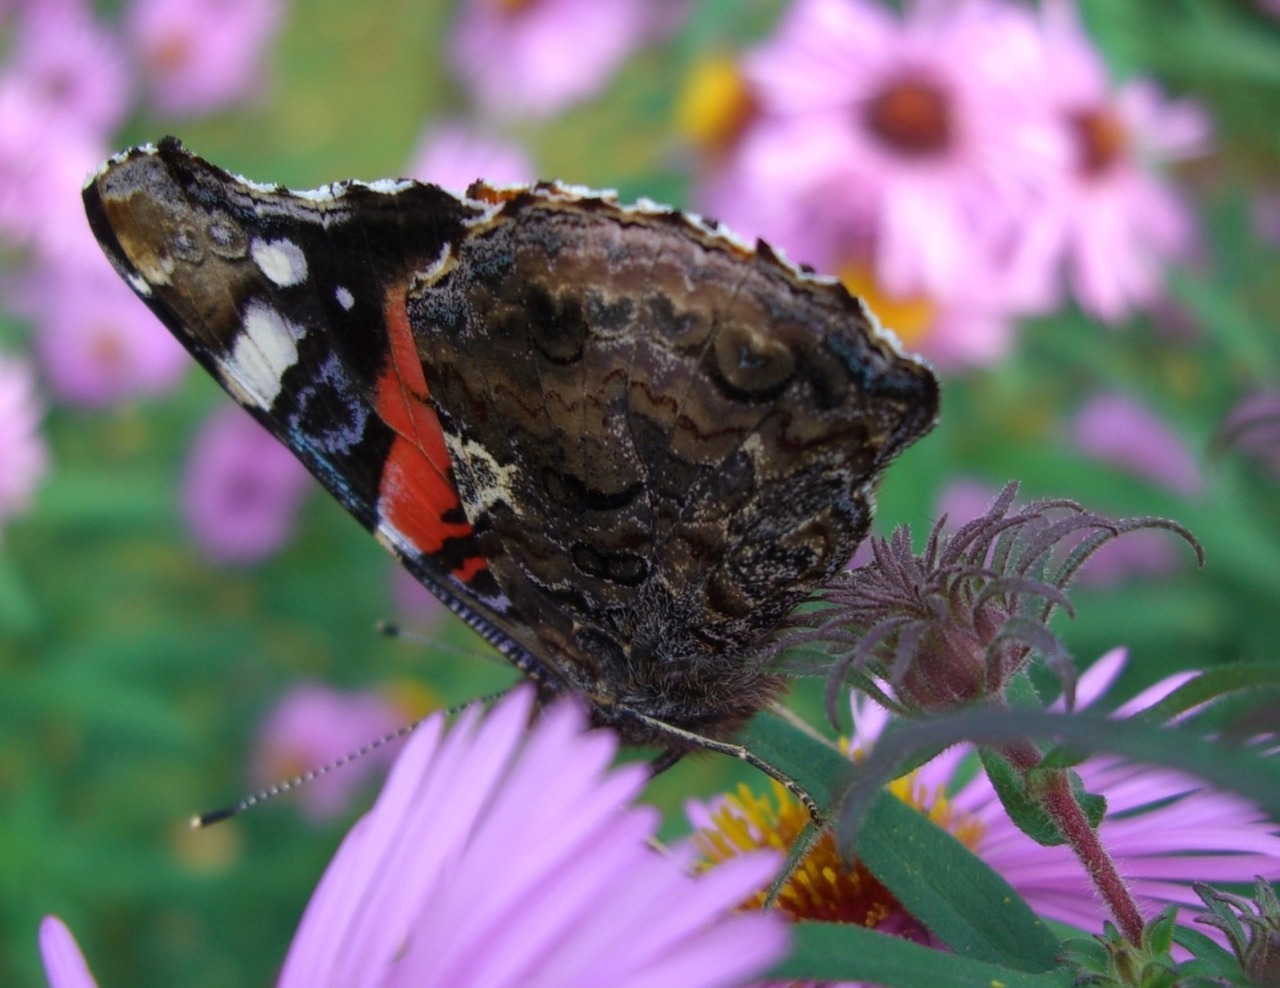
83,138,938,790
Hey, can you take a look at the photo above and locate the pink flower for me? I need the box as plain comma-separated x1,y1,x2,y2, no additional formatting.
43,687,789,988
0,82,105,257
0,352,49,538
1071,392,1202,496
390,564,447,623
932,478,1184,586
3,0,131,138
452,0,653,118
1005,2,1211,322
30,258,189,407
181,404,312,564
1220,390,1280,480
406,122,536,191
251,682,407,822
126,0,285,117
893,648,1280,933
739,0,1063,303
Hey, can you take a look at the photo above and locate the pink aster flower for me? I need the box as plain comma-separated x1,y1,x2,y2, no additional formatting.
29,258,188,407
126,0,285,117
739,0,1063,304
0,352,49,540
182,404,312,564
3,0,131,139
452,0,654,118
1005,1,1211,322
406,122,535,191
912,648,1280,933
251,682,407,822
692,648,1280,952
1071,392,1202,496
0,82,106,257
1219,389,1280,480
43,687,789,988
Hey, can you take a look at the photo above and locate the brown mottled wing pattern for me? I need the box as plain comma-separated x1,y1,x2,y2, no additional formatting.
408,185,939,732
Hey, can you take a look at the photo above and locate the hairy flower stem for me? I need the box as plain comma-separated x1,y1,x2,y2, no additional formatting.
1004,741,1146,943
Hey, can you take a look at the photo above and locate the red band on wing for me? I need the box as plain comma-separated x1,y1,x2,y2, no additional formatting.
374,285,482,583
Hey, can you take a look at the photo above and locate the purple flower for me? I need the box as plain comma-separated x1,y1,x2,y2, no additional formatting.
1218,390,1280,481
739,0,1063,303
2,0,131,139
691,649,1280,949
43,688,789,988
390,563,447,623
1005,1,1210,322
1072,392,1202,496
0,82,105,256
406,122,535,191
251,682,408,822
126,0,285,117
918,649,1280,934
29,258,188,407
38,917,96,988
452,0,654,118
0,352,49,539
181,404,312,564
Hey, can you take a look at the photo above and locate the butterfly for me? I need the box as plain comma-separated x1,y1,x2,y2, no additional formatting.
83,137,938,803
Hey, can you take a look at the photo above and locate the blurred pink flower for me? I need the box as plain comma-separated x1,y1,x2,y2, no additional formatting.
252,682,406,822
44,688,790,987
933,478,1184,586
739,0,1062,303
390,564,447,623
0,352,49,538
3,0,131,138
182,404,312,564
127,0,285,117
1006,2,1210,322
1072,392,1202,496
30,259,189,407
1219,389,1280,480
452,0,653,118
406,122,535,191
1253,191,1280,246
0,82,105,257
1074,529,1182,587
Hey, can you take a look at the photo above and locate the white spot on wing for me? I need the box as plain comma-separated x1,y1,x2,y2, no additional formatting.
124,271,153,297
335,286,354,310
219,300,307,408
251,238,309,287
359,178,414,194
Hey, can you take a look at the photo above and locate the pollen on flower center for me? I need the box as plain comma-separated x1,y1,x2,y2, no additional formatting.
863,77,953,158
1069,106,1128,178
492,0,537,13
694,776,985,931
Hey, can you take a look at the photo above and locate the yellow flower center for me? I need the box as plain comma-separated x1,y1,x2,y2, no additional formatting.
694,773,984,928
838,260,937,350
674,55,757,154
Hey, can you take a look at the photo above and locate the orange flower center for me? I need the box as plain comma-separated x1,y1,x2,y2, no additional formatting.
1069,107,1128,178
863,77,953,157
150,32,192,74
694,774,984,930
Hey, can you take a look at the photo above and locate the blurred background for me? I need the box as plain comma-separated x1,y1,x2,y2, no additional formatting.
2,0,1279,984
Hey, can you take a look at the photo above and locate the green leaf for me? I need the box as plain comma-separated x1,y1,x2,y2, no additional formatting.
771,922,1074,988
745,712,1062,972
854,791,1062,971
840,707,1280,829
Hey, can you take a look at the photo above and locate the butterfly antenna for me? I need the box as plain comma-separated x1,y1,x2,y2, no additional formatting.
376,620,511,667
191,690,513,829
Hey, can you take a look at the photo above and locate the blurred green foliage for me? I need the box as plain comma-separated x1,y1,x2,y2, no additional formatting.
3,0,1280,985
